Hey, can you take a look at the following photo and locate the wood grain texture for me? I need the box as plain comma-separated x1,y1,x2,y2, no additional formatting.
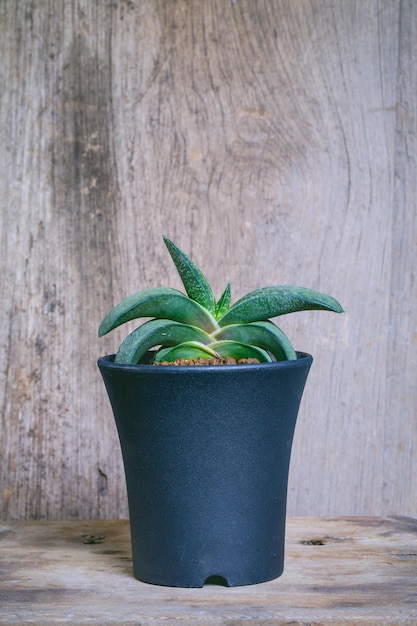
1,517,417,624
0,1,416,520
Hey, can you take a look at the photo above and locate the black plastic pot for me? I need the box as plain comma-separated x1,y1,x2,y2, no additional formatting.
98,352,312,588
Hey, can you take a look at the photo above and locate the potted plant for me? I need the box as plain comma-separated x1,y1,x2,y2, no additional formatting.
98,235,343,588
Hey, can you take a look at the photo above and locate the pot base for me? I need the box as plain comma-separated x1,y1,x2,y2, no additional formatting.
134,567,284,589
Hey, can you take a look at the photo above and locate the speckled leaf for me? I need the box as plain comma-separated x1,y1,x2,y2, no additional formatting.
98,287,217,336
115,319,213,364
218,286,344,327
213,321,297,361
215,283,231,319
208,340,272,362
154,341,219,363
163,236,216,315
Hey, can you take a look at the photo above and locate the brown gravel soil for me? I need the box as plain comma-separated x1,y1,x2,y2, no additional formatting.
153,357,261,366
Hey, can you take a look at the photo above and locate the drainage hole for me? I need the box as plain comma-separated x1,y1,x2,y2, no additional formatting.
203,575,229,587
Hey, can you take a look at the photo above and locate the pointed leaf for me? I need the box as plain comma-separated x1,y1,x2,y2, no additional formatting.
154,341,219,363
218,285,344,326
115,319,213,364
215,283,231,319
98,287,217,336
208,340,272,362
163,236,216,314
214,321,297,361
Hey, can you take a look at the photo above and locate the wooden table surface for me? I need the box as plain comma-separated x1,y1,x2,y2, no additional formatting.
1,517,416,625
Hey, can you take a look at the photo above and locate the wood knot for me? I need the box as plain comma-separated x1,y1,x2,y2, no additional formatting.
82,534,105,544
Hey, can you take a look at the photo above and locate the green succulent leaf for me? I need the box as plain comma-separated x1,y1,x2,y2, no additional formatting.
208,340,272,362
213,321,297,361
154,340,272,363
163,235,217,315
153,341,220,363
215,283,231,319
218,285,344,327
114,319,213,364
98,287,217,337
99,236,344,363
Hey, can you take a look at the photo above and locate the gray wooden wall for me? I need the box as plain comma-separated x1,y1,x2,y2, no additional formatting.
1,0,416,521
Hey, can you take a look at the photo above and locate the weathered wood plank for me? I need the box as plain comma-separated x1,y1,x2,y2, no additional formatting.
0,0,416,520
1,517,416,624
383,0,417,515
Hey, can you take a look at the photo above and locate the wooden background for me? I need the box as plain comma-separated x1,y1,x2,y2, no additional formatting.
0,0,416,521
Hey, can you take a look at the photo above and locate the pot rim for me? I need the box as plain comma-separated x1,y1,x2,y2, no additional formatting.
98,352,313,374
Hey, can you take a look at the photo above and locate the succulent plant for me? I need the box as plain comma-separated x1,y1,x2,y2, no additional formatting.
99,235,344,365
